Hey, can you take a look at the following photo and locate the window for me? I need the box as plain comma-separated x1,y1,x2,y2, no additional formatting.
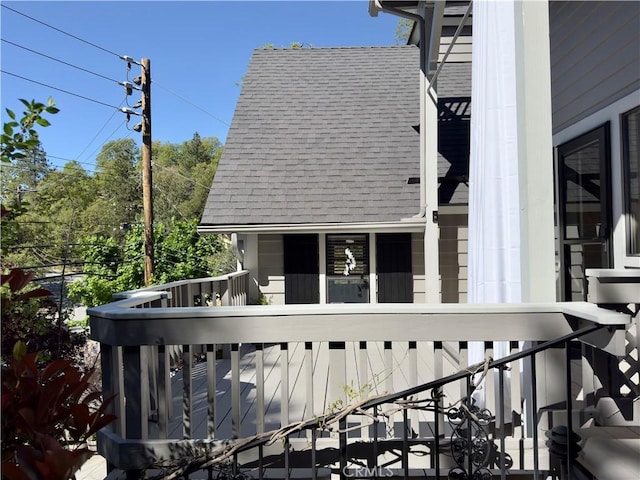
623,106,640,255
326,234,369,303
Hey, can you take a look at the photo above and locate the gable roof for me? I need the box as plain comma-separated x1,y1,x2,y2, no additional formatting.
200,46,470,232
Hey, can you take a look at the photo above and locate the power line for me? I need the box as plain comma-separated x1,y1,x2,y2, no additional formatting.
151,161,213,191
1,4,121,58
45,155,98,174
78,119,132,164
73,98,127,162
1,70,123,110
153,183,189,221
152,79,230,127
1,38,121,84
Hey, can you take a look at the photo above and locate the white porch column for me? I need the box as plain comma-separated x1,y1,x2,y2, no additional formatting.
424,77,441,303
468,0,555,304
420,0,443,304
514,0,555,303
468,0,558,434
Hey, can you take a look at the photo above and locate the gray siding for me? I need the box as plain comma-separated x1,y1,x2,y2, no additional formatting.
550,1,640,134
439,213,468,303
256,231,469,305
411,233,425,303
257,235,285,305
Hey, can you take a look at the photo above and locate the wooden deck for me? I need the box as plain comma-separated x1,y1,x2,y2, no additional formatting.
89,278,636,478
165,341,466,441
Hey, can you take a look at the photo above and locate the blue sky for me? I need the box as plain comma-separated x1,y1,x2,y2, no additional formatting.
1,1,400,172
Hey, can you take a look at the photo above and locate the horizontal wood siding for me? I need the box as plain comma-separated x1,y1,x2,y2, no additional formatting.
439,213,468,303
256,225,469,306
411,233,425,303
258,234,285,305
550,1,640,133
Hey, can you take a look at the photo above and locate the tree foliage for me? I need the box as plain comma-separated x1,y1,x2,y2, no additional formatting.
1,99,58,270
2,98,233,316
68,220,235,307
152,132,222,225
395,17,414,44
1,98,59,164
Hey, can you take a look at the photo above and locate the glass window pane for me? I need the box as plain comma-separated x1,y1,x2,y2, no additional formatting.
326,234,369,303
563,140,602,240
623,106,640,255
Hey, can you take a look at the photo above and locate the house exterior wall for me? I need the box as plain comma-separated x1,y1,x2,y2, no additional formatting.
254,227,469,306
257,234,285,305
411,232,425,303
439,212,469,303
549,1,640,135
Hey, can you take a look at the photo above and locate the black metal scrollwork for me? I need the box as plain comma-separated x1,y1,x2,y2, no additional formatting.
447,397,494,480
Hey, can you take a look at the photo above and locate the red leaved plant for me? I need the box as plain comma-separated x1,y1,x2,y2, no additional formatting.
1,342,117,479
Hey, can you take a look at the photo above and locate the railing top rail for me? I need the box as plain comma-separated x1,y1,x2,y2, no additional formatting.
111,271,249,299
89,300,630,346
90,300,627,323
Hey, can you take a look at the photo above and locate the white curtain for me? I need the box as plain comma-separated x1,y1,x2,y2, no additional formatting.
468,0,521,406
468,0,521,305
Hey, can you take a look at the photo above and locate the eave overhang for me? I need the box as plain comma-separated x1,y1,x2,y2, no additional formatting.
369,0,445,77
197,219,427,235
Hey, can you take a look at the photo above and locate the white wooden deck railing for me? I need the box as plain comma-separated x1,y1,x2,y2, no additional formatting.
89,275,632,478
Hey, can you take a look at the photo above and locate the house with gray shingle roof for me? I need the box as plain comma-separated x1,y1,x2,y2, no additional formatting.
199,45,471,305
93,3,639,478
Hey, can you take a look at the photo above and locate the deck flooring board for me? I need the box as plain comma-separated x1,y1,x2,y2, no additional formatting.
163,341,484,443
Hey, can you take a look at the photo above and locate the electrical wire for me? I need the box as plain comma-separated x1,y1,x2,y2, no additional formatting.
151,161,214,191
1,4,122,58
151,79,230,127
1,38,121,84
1,70,123,110
153,183,189,221
79,120,132,164
73,97,128,162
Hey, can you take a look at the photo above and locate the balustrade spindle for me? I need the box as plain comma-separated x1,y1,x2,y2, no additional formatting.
280,342,290,429
182,344,193,439
255,343,265,434
206,344,217,438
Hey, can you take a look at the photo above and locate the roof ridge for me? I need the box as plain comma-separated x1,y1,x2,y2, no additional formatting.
256,45,416,51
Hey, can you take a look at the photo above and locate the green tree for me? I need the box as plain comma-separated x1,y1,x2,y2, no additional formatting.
89,138,142,237
1,98,58,269
68,219,235,307
395,17,414,44
152,133,222,224
1,98,59,164
1,98,88,366
1,143,51,205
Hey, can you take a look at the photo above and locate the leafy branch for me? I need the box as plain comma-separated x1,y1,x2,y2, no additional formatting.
1,97,59,164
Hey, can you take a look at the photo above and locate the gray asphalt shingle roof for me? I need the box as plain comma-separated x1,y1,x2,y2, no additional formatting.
200,46,470,228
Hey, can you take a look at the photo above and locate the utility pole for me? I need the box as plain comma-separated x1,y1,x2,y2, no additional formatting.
141,57,154,285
